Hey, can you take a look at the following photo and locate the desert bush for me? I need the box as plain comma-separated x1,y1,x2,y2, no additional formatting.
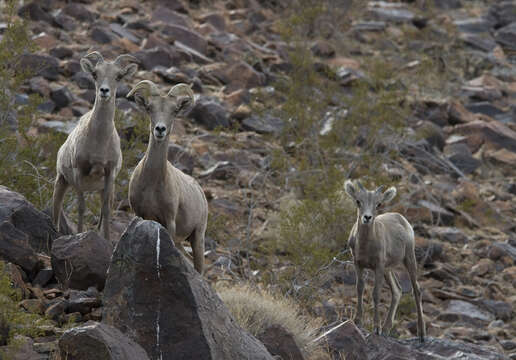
0,0,64,209
216,282,329,359
0,262,52,347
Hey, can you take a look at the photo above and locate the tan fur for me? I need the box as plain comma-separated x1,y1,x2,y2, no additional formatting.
52,52,138,242
127,81,208,274
345,180,425,343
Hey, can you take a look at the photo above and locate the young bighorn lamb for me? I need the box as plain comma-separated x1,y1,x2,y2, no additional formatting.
52,51,138,242
127,80,208,274
345,180,425,343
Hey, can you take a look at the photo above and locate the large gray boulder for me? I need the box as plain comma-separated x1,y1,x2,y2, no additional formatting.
102,218,274,360
51,231,112,290
58,321,150,360
0,186,58,255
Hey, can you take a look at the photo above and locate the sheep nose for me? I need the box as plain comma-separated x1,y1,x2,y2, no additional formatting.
363,215,372,223
100,87,110,96
155,125,166,134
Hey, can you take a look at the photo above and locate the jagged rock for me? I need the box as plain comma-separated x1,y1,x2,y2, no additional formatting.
91,26,118,44
323,321,369,360
102,218,274,360
32,268,54,287
168,143,196,175
0,222,42,276
428,226,468,243
62,3,96,22
189,96,230,129
73,71,95,89
489,242,516,263
51,231,112,291
461,33,498,52
109,23,140,44
444,143,481,175
53,12,77,31
50,86,74,110
465,102,505,118
242,114,284,134
67,297,102,315
45,299,68,321
161,24,207,54
258,325,305,360
417,200,455,225
437,300,495,327
59,321,150,360
18,54,59,81
50,46,74,59
477,299,513,321
224,61,266,92
0,336,46,360
201,12,226,31
452,120,516,153
134,47,182,70
488,1,516,28
321,321,506,360
454,18,492,34
0,187,58,255
369,7,415,23
495,22,516,51
19,299,45,315
18,2,53,23
311,40,335,58
151,6,191,28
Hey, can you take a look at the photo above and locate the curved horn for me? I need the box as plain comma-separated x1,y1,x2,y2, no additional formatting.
114,54,139,66
83,51,104,64
127,80,161,98
357,181,366,192
167,83,194,100
375,185,385,194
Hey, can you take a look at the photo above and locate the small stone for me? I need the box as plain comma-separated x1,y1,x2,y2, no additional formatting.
188,97,230,130
32,268,54,287
19,299,45,315
45,299,68,321
50,86,74,110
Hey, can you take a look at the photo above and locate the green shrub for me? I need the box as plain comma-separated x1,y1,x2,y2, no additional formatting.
0,0,64,209
0,262,52,346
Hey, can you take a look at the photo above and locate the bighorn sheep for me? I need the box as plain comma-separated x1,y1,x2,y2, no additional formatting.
127,80,208,274
344,180,425,343
52,51,138,242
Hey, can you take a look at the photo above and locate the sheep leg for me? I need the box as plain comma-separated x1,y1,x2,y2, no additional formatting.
166,219,194,264
382,270,401,335
77,191,85,233
100,169,114,242
405,253,426,343
52,174,69,232
373,266,385,335
354,266,365,327
189,227,205,275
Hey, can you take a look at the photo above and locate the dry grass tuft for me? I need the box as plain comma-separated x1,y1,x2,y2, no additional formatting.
216,283,330,359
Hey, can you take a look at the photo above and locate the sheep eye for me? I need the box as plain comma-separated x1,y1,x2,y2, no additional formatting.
91,71,97,80
116,73,123,81
356,200,361,206
376,203,382,209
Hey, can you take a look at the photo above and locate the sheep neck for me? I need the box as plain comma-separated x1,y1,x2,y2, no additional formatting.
88,96,116,141
142,130,168,181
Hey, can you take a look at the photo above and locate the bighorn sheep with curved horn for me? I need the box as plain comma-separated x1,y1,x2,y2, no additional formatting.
127,80,208,274
345,180,425,343
52,51,138,242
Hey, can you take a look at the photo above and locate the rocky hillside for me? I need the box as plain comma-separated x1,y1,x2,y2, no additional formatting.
0,0,516,359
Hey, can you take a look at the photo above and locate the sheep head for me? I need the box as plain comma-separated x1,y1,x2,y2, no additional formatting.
344,180,397,225
80,51,139,102
127,81,195,142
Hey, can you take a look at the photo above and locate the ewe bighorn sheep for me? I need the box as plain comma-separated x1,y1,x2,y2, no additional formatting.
52,51,138,242
345,180,425,343
127,80,208,274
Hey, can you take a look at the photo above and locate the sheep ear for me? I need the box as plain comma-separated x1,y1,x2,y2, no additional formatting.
127,89,149,112
175,95,193,116
119,63,138,80
344,180,357,200
80,58,95,74
382,187,397,204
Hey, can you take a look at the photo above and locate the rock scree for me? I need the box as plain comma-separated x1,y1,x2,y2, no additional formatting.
102,217,274,360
